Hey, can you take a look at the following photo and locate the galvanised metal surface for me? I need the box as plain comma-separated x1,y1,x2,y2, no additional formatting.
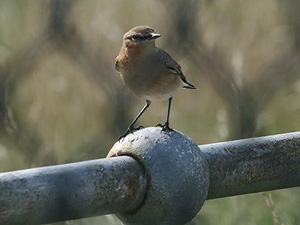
108,127,209,225
201,131,300,199
1,129,300,225
0,156,147,225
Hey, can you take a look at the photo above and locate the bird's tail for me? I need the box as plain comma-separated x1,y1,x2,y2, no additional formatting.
182,81,198,90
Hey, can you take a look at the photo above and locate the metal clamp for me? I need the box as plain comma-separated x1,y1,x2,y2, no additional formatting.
108,127,209,225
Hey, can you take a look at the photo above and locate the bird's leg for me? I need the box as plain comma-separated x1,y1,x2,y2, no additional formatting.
163,97,173,131
128,100,151,130
156,97,174,132
118,100,151,140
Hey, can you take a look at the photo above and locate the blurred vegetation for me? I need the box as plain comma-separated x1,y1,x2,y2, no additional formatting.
0,0,299,224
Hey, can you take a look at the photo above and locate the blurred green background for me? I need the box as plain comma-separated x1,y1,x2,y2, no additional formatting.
0,0,300,224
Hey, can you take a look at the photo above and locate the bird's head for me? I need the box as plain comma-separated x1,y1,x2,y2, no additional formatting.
123,26,161,49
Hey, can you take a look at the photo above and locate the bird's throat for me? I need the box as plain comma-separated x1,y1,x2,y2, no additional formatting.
125,43,155,59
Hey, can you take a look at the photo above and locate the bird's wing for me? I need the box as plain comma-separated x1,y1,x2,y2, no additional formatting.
156,48,183,76
156,48,196,89
115,58,120,72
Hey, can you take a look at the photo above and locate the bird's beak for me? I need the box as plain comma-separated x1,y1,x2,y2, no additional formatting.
149,33,161,40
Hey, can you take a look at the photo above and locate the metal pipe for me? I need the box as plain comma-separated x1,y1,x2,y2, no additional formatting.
1,130,300,225
202,131,300,199
0,156,147,225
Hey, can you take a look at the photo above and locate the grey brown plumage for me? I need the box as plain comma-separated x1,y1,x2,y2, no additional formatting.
155,48,196,90
115,25,196,140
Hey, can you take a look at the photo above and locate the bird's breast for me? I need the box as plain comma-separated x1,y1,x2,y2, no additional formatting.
118,54,182,101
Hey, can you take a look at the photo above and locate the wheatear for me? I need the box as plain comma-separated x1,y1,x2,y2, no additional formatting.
115,25,196,140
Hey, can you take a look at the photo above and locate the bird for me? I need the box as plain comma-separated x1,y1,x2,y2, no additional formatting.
115,25,197,140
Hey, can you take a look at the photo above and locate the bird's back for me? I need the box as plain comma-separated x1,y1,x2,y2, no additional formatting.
155,48,196,89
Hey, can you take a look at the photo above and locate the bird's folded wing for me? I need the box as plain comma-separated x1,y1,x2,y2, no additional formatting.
156,48,189,84
115,58,120,72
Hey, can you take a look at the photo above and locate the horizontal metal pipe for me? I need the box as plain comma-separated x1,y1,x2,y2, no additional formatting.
1,131,300,225
202,131,300,199
0,156,147,225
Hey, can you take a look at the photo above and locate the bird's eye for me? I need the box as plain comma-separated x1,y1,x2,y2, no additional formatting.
131,35,139,41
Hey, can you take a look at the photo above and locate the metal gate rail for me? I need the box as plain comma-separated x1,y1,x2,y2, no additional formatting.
0,128,299,225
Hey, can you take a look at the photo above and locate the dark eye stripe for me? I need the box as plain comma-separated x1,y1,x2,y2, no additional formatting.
127,35,152,41
139,35,152,40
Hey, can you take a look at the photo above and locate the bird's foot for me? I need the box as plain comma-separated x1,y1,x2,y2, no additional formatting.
118,130,131,141
118,126,144,141
155,123,164,128
162,124,174,132
135,125,144,130
156,123,174,132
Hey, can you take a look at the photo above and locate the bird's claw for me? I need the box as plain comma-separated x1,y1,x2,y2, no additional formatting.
156,123,174,132
118,126,145,141
135,125,144,130
118,129,132,141
162,125,174,132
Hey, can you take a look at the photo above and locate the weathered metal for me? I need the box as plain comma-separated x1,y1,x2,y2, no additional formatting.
0,156,147,225
1,129,300,225
108,127,209,225
202,131,300,199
